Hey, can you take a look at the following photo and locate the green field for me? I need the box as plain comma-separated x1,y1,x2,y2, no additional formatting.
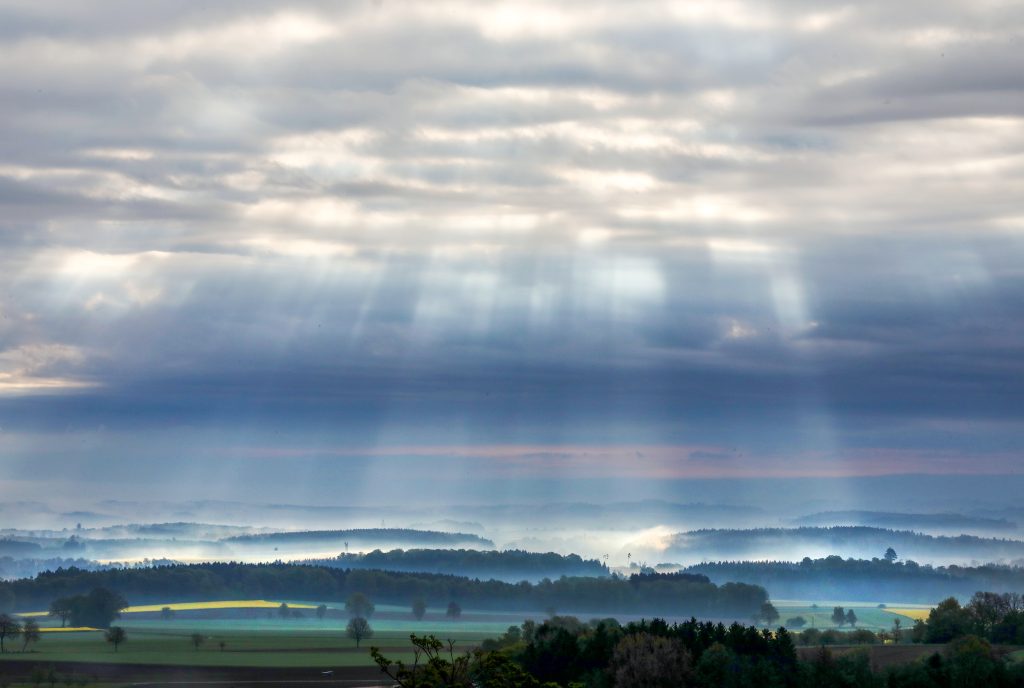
2,600,524,668
0,626,482,667
772,601,929,631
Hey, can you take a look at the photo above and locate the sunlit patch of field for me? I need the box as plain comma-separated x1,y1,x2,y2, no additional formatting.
38,627,101,633
123,600,317,613
883,608,932,621
18,600,317,618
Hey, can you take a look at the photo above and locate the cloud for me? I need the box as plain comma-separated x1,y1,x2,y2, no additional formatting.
0,1,1022,500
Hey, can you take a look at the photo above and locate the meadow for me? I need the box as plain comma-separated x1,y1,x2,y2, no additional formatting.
4,600,526,668
2,597,938,669
772,600,932,631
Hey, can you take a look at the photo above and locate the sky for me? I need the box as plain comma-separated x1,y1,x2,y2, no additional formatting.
1,1,1023,507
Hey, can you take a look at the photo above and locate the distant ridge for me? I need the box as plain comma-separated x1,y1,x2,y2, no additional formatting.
224,527,494,548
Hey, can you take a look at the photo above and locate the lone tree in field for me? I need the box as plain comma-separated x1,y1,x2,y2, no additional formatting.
161,606,175,620
759,602,780,626
786,616,807,629
316,604,328,620
446,601,462,620
412,598,427,620
884,547,898,563
49,598,74,627
346,617,373,648
190,633,205,650
831,606,846,627
345,593,375,619
0,614,21,653
845,609,858,627
278,602,290,619
105,626,126,652
892,617,902,643
21,619,41,652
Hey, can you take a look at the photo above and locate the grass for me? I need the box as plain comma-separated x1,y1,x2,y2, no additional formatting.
2,599,524,669
772,602,931,631
0,626,489,668
1009,650,1024,664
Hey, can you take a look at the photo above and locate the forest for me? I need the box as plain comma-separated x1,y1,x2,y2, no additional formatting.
300,548,608,582
687,556,1024,602
0,563,767,618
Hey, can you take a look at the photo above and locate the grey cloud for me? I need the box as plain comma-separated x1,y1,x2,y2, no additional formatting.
1,0,1023,500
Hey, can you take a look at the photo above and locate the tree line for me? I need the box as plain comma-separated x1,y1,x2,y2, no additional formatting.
1,562,768,618
687,554,1024,603
372,614,1024,687
298,548,608,581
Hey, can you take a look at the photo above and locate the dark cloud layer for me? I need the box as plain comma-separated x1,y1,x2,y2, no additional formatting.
0,0,1022,503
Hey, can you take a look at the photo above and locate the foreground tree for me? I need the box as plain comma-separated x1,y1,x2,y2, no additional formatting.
925,597,976,643
105,626,126,652
0,614,21,653
412,598,427,621
611,632,692,688
831,606,846,627
845,609,858,627
884,547,898,563
316,604,328,620
371,634,472,687
347,617,373,648
345,593,375,619
21,619,41,652
446,601,462,619
190,633,205,651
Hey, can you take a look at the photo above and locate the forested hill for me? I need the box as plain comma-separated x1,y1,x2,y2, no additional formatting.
790,511,1018,534
664,526,1024,564
687,556,1024,603
2,562,766,619
224,528,494,548
299,548,607,582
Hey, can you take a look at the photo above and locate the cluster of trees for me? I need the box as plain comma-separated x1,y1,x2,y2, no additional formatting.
47,588,128,628
688,555,1024,602
918,592,1024,644
372,618,1024,688
0,614,41,653
301,548,608,582
3,563,768,618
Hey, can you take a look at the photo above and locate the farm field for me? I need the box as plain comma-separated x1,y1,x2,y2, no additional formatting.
0,626,487,668
4,599,527,669
772,600,933,631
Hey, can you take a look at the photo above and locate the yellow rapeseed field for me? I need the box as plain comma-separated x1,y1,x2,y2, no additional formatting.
121,600,318,613
38,627,100,632
18,599,317,617
885,608,932,621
